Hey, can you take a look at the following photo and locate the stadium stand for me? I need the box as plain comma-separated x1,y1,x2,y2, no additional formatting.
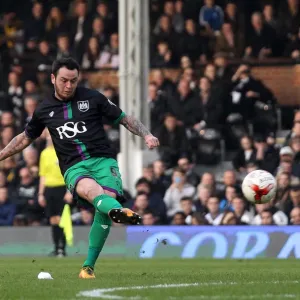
0,0,300,226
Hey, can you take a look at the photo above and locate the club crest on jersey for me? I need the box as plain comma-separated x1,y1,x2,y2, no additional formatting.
78,100,89,112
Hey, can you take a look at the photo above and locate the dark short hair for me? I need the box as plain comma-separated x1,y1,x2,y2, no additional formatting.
52,57,80,76
225,185,236,191
200,76,212,85
180,196,192,202
173,167,186,175
135,177,151,188
173,211,185,218
208,196,220,202
291,185,300,191
136,191,149,199
164,113,176,120
232,196,245,202
261,208,273,215
157,40,168,46
57,33,69,39
38,39,49,45
143,209,154,216
192,212,208,225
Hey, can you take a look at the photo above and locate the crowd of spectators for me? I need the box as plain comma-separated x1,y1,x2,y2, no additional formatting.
150,0,300,66
0,0,299,227
128,146,300,226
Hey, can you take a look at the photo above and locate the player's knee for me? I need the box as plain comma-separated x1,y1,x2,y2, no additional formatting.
104,190,117,199
76,178,104,201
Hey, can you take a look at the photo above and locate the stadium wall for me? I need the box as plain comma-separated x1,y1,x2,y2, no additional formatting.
1,226,300,259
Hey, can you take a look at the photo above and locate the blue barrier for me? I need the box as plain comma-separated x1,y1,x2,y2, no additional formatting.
127,226,300,259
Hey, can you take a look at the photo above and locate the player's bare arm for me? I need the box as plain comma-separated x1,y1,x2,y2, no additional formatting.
120,115,151,137
120,115,160,149
0,131,32,161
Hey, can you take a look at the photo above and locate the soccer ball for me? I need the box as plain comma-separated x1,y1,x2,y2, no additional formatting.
242,170,277,204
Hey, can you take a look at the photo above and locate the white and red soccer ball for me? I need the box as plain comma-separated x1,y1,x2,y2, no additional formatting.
242,170,277,204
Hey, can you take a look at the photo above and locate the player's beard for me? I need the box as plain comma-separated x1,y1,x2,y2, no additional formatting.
54,82,76,101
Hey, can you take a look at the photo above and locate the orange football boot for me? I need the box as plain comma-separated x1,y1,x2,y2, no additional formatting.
109,208,142,225
79,267,96,279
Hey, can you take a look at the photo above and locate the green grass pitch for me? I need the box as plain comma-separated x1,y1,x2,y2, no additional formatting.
1,258,300,299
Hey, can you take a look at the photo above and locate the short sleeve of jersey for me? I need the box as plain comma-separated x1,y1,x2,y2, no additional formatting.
97,93,125,124
25,109,45,140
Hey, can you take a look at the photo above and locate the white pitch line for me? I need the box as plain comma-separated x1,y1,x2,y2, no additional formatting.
168,294,297,300
77,281,300,299
78,283,199,299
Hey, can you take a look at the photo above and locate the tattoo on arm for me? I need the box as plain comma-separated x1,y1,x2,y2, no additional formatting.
120,115,151,138
0,132,32,161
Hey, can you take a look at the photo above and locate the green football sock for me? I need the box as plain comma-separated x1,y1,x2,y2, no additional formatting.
92,194,122,215
83,211,111,268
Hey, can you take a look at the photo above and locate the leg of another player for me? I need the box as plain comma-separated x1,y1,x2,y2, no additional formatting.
50,216,66,257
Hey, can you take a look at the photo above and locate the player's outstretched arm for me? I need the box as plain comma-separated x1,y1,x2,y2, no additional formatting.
0,131,32,161
120,115,160,149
